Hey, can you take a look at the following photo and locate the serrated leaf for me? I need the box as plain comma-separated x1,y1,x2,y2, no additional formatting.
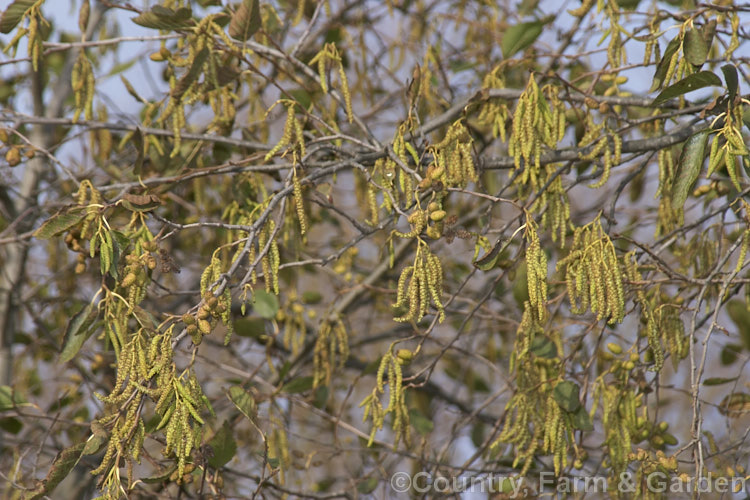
172,48,209,99
108,231,124,280
208,421,237,468
671,130,708,211
228,0,261,41
571,406,594,431
281,376,314,394
33,209,86,240
228,386,256,421
530,335,558,359
111,230,130,250
100,230,114,276
81,432,108,456
214,64,241,88
552,381,581,412
23,442,86,500
683,28,708,66
703,376,738,386
474,248,501,271
0,0,35,34
650,36,681,92
700,20,716,51
131,6,193,31
0,385,27,410
501,20,544,58
120,193,162,212
652,71,722,107
721,64,738,101
253,290,279,319
60,300,99,362
718,392,750,416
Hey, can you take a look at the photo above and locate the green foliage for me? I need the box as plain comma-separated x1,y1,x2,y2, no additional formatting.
1,0,749,498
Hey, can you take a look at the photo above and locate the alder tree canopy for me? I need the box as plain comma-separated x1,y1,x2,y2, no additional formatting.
1,0,750,498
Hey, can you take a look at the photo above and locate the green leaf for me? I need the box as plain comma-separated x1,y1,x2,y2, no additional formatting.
357,477,379,494
105,59,136,78
0,416,22,434
650,36,681,92
449,60,476,73
0,0,35,34
313,385,329,409
281,376,314,394
60,300,99,362
253,290,279,319
81,433,108,456
172,48,209,99
474,246,502,271
700,20,717,52
302,291,323,304
518,0,541,16
721,64,738,101
470,423,485,447
100,230,114,276
228,0,261,41
552,381,581,412
571,406,594,431
363,357,382,376
23,442,86,500
618,0,640,9
511,263,530,307
131,6,193,31
530,335,558,359
409,409,434,435
234,317,266,338
33,209,86,240
501,20,545,58
683,28,708,66
652,71,722,107
142,465,177,484
720,343,742,366
671,130,708,211
703,376,739,386
228,386,256,421
207,421,237,468
108,230,127,280
726,300,750,350
131,127,145,176
288,88,312,110
0,385,27,410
